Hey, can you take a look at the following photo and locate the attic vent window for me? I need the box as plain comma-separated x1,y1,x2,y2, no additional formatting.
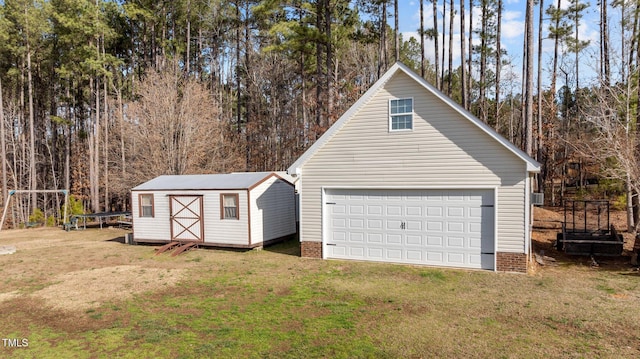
389,98,413,131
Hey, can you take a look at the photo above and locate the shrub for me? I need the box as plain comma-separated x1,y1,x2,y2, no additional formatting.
28,208,45,224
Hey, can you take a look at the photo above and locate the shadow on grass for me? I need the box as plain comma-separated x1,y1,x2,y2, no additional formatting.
264,236,300,257
105,236,126,244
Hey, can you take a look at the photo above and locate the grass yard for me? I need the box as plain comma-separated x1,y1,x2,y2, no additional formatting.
0,227,639,358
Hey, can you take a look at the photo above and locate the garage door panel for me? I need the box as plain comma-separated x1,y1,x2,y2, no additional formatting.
368,247,384,258
447,252,465,264
406,234,422,246
447,207,465,217
406,250,422,260
367,219,383,229
349,218,364,229
386,234,402,244
326,189,495,270
332,204,346,214
367,233,383,243
387,249,402,260
447,222,465,233
349,205,364,214
349,247,365,257
406,220,422,231
333,231,346,241
427,206,443,217
387,205,402,216
387,219,403,230
427,221,443,231
447,236,465,248
406,206,422,216
427,251,444,262
349,232,364,242
427,236,443,246
332,218,346,229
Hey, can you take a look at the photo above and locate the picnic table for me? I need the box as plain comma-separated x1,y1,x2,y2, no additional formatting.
75,211,132,229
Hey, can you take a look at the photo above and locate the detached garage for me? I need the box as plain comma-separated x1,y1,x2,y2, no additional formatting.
131,172,296,248
288,62,540,272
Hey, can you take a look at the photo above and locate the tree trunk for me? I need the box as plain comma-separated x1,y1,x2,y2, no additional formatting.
186,0,191,75
460,0,467,109
433,0,440,89
116,86,126,211
479,0,488,123
447,0,454,95
601,0,610,85
441,0,446,89
420,0,425,78
536,0,544,194
495,0,503,130
0,77,7,207
325,0,333,120
550,0,562,98
103,72,109,211
394,0,399,62
468,0,473,105
524,0,534,156
27,42,37,212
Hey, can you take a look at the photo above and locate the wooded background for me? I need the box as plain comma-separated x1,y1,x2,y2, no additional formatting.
1,0,639,229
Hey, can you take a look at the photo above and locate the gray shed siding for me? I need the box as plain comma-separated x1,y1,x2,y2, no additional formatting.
298,72,528,253
249,176,297,244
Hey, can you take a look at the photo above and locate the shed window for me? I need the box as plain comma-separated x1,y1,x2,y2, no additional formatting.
221,194,239,220
139,194,154,218
390,98,413,131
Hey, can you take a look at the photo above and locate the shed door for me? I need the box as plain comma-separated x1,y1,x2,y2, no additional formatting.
170,195,204,241
325,189,494,270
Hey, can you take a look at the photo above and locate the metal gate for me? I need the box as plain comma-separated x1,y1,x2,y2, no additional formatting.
169,195,204,241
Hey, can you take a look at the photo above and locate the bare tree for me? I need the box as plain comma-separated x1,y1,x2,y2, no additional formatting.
575,84,640,232
126,65,228,183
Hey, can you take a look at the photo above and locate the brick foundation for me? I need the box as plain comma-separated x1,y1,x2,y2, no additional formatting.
496,252,528,273
301,241,322,258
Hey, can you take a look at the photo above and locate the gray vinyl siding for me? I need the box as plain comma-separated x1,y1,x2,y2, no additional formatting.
299,72,528,253
249,177,297,244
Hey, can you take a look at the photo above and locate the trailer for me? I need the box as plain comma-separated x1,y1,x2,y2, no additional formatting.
556,200,623,256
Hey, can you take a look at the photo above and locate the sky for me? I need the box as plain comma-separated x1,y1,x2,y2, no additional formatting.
397,0,609,87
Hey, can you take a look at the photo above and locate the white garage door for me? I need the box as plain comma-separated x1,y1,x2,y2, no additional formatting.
325,189,495,270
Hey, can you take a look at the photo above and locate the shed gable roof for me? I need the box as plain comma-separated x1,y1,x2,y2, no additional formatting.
132,172,285,191
288,62,540,175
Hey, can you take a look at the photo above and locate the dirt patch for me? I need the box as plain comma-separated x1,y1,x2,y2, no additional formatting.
0,291,20,303
32,265,184,311
533,206,563,229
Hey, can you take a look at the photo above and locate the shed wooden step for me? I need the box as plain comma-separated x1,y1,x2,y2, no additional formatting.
171,242,198,256
155,241,180,255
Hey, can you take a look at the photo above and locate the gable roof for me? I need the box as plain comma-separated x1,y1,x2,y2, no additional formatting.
288,62,540,175
131,172,286,191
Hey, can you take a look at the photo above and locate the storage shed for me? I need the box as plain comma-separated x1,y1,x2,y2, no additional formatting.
288,62,540,272
131,172,296,248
